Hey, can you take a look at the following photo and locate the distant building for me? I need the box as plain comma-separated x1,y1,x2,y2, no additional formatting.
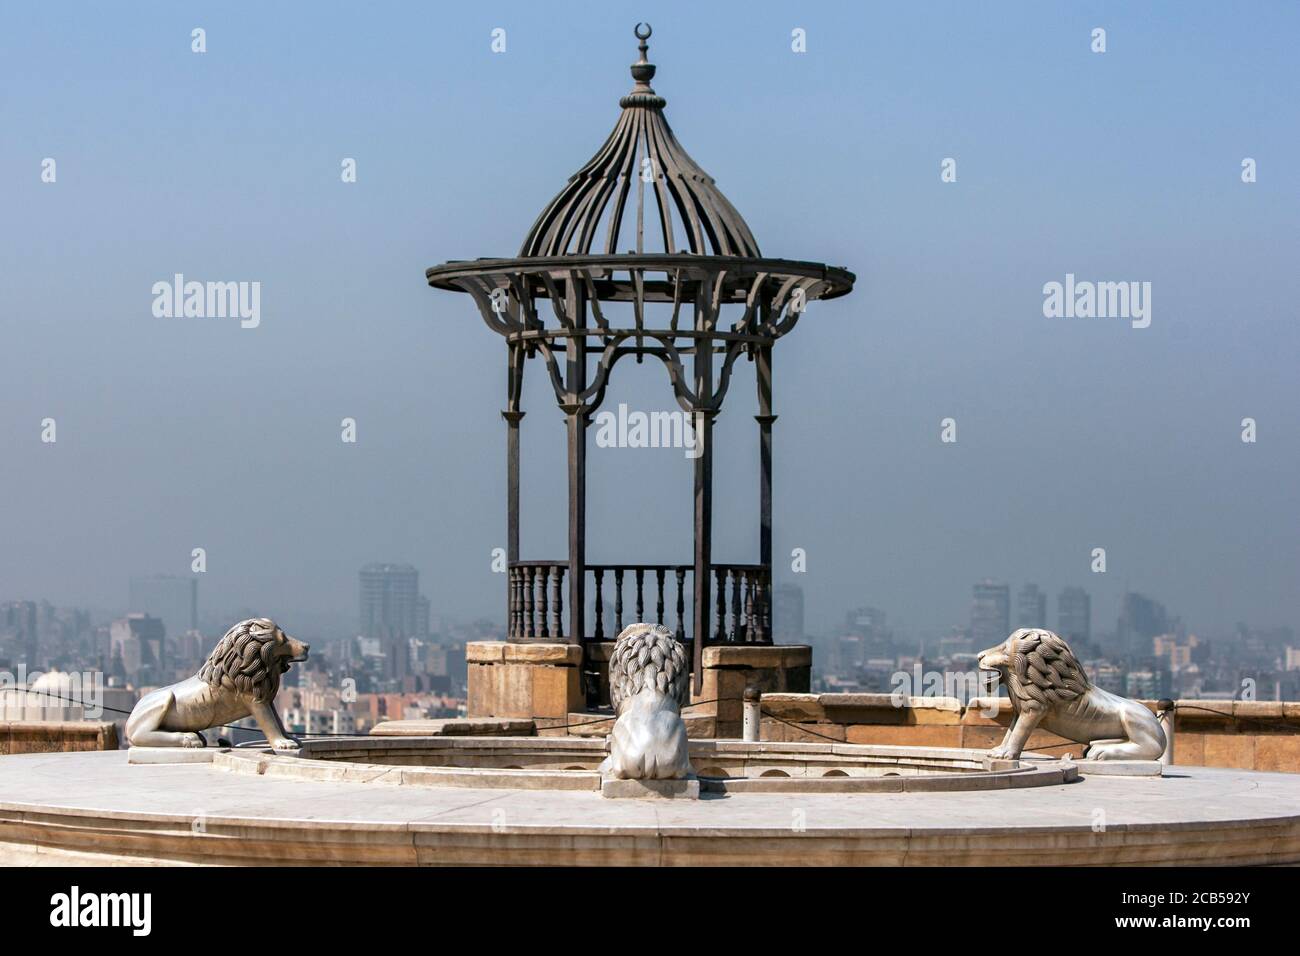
970,581,1010,650
1057,587,1091,644
109,614,166,685
1125,669,1165,700
1016,584,1047,629
1118,591,1169,657
416,594,431,640
838,607,891,671
834,634,864,672
128,575,197,642
359,563,422,640
284,707,356,737
359,563,432,681
1,601,38,670
1085,660,1125,696
772,583,805,643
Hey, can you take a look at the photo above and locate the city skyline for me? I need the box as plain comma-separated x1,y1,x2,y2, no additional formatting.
0,569,1276,654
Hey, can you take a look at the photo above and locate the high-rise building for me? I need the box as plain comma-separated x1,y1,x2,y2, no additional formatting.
1016,583,1047,629
970,580,1010,650
109,613,165,684
841,606,890,666
1117,591,1169,657
772,583,805,644
359,563,421,640
1,601,39,670
360,563,429,680
129,575,198,642
415,594,431,640
1057,587,1091,644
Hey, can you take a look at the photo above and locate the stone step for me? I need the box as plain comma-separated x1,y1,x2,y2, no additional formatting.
369,717,535,737
540,710,717,738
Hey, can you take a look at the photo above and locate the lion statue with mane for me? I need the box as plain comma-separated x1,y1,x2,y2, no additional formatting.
599,622,693,780
126,617,309,751
977,627,1165,761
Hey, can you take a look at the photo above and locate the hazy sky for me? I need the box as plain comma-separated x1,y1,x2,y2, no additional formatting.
3,2,1297,641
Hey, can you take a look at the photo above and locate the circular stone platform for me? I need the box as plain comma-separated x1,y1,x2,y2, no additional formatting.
0,748,1297,865
211,737,1077,794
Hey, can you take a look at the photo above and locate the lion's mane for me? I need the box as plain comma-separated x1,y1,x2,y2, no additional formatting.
1005,627,1090,709
608,623,689,713
197,618,285,704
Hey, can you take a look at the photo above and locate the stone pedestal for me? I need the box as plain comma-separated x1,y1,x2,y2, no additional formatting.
601,776,700,799
466,642,585,720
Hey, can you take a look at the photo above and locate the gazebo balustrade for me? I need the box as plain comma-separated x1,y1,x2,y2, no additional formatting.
508,560,770,645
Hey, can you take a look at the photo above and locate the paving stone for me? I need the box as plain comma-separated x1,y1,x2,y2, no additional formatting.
601,776,700,799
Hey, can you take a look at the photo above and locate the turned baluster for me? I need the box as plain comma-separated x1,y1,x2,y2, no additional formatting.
715,568,727,641
743,570,756,643
524,566,535,638
538,566,550,639
593,568,605,640
552,565,564,640
508,568,518,639
655,569,666,626
731,569,742,642
614,569,625,633
635,568,645,622
674,568,686,642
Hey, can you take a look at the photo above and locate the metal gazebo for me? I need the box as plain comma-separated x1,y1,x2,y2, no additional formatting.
427,24,855,696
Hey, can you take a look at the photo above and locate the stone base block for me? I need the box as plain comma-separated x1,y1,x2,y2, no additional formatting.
692,644,812,737
1075,759,1164,777
601,776,700,800
467,641,585,720
981,757,1021,772
128,746,220,765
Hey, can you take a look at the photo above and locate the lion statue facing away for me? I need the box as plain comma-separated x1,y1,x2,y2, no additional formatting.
977,627,1165,761
126,618,309,751
599,622,693,780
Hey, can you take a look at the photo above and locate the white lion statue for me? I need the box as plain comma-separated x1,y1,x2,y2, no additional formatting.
599,622,693,780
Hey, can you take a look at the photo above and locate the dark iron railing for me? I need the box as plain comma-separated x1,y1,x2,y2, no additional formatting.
508,561,770,644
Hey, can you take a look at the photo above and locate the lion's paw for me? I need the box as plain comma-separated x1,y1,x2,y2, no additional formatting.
987,747,1016,760
271,737,301,753
181,733,206,749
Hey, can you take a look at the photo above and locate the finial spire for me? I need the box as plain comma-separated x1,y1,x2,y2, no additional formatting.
631,23,655,85
623,23,664,107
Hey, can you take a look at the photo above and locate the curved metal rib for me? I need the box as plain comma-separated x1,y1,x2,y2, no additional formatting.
520,80,761,259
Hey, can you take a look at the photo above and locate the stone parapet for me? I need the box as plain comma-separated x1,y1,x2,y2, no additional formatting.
0,720,118,754
739,693,1300,770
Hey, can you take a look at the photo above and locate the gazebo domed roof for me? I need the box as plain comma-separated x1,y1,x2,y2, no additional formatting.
519,24,760,260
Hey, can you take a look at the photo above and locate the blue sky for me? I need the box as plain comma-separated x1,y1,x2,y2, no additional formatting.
2,1,1297,641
